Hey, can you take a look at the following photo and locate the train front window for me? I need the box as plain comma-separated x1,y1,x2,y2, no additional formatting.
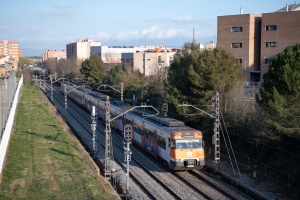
175,139,202,149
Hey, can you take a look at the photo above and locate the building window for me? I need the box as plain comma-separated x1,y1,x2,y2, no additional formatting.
232,43,242,48
266,25,277,31
232,27,243,32
236,59,242,64
265,58,273,64
266,42,276,47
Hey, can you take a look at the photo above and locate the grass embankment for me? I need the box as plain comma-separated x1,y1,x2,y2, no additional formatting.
0,85,119,200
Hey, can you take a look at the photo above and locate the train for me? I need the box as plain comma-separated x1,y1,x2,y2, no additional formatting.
61,82,205,170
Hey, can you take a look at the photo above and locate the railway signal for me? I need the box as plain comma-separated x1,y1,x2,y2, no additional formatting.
162,103,168,116
123,124,132,197
124,124,132,142
91,106,97,158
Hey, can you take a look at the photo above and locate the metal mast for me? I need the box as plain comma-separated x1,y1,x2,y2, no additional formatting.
105,96,111,177
91,105,97,158
213,92,220,171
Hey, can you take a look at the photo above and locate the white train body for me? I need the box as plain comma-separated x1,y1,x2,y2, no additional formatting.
62,83,205,170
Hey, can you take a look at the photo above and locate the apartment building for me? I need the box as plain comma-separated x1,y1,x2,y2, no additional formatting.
217,3,300,82
66,38,100,60
217,13,262,82
260,10,300,80
91,45,177,75
133,48,176,76
42,50,66,62
91,45,141,64
0,40,19,60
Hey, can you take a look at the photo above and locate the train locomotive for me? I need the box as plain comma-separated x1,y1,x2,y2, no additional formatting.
62,83,205,170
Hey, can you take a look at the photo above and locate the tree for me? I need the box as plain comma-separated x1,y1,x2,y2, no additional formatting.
257,43,300,134
80,54,106,84
166,43,244,115
109,65,125,86
19,57,35,67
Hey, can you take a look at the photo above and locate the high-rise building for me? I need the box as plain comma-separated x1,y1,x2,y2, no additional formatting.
66,38,100,60
0,40,19,60
217,3,300,83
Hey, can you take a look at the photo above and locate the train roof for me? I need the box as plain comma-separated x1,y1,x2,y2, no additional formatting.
134,108,185,127
87,91,109,99
77,89,199,133
109,101,197,133
77,87,91,92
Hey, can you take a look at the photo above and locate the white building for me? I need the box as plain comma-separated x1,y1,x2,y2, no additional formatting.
66,38,101,60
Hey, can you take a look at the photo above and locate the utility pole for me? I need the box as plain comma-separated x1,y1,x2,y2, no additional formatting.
104,96,112,177
64,84,67,110
91,105,97,158
123,124,132,197
179,92,220,172
212,92,220,172
97,83,124,101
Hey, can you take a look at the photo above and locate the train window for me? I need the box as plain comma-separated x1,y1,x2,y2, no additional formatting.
175,139,202,149
157,135,166,150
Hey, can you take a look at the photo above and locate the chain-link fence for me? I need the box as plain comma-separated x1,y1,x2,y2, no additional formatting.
0,71,17,142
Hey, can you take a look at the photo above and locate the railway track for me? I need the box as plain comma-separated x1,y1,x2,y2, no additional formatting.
41,82,253,199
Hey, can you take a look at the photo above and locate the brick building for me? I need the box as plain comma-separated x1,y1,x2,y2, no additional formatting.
217,3,300,83
42,50,66,62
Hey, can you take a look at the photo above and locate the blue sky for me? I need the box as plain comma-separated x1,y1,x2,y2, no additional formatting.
0,0,291,56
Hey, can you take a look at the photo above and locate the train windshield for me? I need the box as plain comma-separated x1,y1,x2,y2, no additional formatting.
175,139,202,149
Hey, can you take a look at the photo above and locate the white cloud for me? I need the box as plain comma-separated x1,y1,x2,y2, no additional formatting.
0,26,9,30
170,16,196,23
151,16,208,24
19,38,29,41
113,26,190,41
39,8,71,16
55,2,70,8
90,32,112,40
39,9,57,15
31,26,47,31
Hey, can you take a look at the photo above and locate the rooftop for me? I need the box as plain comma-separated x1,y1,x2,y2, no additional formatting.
276,2,300,12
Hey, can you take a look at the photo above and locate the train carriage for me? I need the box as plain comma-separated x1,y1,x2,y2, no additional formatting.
62,83,205,170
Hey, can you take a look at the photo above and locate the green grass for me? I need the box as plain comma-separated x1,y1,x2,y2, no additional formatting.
0,85,119,200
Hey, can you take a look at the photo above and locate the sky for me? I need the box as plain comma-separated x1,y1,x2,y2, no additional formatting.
0,0,292,56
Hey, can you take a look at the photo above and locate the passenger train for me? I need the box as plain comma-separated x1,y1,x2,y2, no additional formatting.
61,83,205,170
